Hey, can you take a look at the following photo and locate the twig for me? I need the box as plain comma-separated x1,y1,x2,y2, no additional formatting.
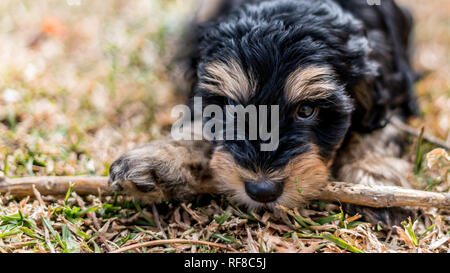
152,203,168,240
32,185,46,207
60,217,87,242
96,220,113,253
391,117,450,150
0,176,111,197
42,222,55,253
1,176,449,209
4,240,37,250
319,182,450,209
111,239,238,253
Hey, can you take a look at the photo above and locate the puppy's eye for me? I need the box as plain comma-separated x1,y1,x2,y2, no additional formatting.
296,105,318,120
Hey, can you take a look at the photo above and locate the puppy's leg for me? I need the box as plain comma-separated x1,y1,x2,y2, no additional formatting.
334,123,417,228
109,138,217,203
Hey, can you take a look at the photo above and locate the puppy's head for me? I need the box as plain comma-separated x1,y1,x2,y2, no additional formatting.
192,1,378,209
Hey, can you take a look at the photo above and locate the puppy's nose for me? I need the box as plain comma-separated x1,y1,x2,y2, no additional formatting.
244,178,283,203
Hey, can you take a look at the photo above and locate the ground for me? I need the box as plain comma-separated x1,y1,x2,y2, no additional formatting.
0,0,448,253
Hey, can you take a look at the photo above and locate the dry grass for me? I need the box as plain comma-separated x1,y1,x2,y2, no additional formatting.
0,0,448,253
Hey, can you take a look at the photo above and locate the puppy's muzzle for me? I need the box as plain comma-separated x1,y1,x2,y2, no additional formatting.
244,178,284,203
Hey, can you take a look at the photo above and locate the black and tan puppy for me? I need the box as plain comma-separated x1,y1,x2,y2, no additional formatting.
109,0,420,227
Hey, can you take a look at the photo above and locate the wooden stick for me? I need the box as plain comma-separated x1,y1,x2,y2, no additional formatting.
319,182,450,209
111,239,238,253
0,176,111,197
1,176,449,209
152,203,168,240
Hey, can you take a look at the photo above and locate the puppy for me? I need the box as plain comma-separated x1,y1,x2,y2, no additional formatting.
109,0,420,227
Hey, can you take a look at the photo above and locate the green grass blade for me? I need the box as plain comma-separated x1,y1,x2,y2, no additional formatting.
322,232,365,253
64,183,74,206
414,127,425,174
41,216,67,251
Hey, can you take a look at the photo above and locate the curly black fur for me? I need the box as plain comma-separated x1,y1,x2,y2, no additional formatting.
183,0,418,169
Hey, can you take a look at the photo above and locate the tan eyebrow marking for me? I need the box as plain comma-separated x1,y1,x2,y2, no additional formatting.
284,66,337,103
199,59,256,102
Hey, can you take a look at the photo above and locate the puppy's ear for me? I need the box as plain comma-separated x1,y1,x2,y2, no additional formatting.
341,1,418,132
337,32,388,132
346,77,389,132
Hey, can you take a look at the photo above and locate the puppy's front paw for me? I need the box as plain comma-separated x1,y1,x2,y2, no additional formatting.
109,140,214,203
109,150,166,203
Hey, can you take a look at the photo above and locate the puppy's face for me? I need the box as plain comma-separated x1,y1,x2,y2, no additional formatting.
193,1,373,209
198,60,353,209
